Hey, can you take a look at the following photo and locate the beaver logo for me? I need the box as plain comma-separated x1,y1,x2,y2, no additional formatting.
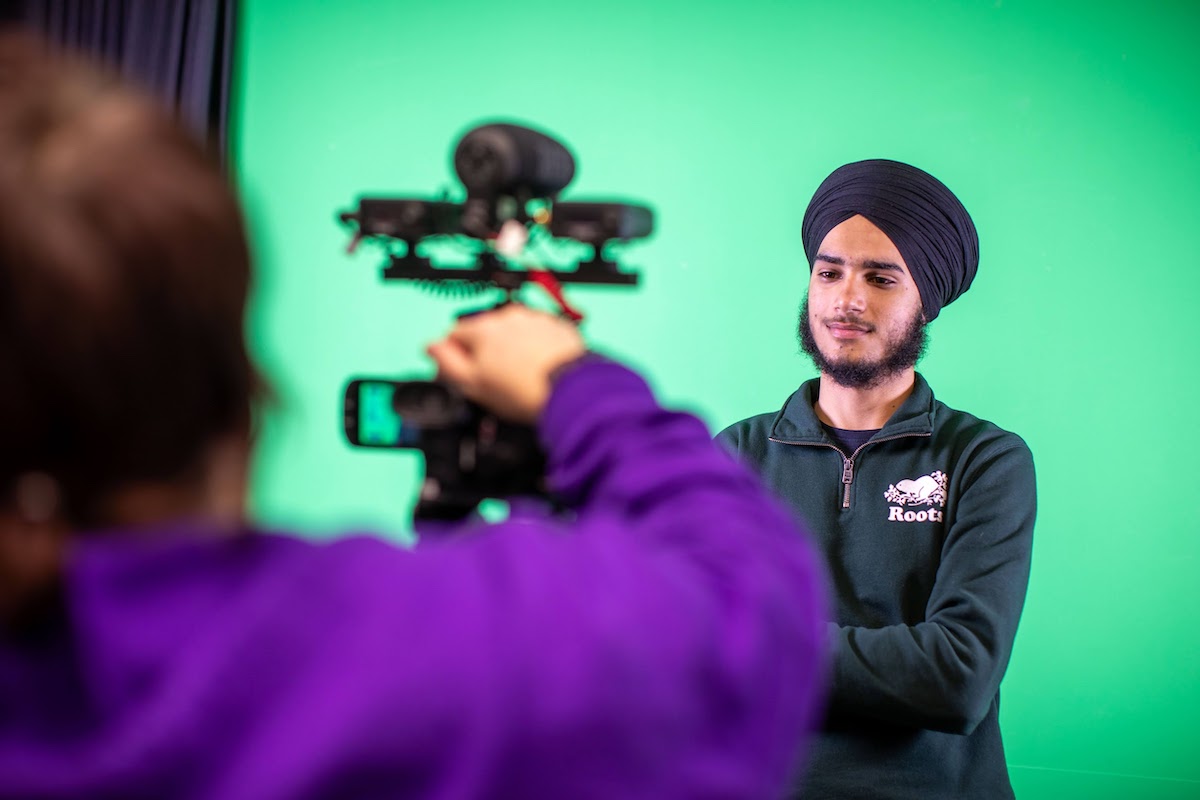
884,471,947,522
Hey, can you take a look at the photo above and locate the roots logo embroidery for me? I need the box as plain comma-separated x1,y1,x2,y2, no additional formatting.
884,471,947,523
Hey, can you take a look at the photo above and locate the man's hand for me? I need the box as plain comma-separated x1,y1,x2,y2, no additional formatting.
425,304,586,423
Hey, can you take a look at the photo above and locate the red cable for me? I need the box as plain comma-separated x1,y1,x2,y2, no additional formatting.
527,270,585,323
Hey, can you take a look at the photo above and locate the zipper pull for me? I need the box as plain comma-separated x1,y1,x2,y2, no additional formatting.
841,458,854,509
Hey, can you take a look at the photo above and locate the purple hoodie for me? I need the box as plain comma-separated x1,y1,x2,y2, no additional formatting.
0,360,828,799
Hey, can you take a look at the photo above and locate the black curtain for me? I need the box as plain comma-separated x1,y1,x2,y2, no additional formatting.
4,0,238,163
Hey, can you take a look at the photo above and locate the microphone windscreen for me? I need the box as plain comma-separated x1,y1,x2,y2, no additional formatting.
454,123,575,197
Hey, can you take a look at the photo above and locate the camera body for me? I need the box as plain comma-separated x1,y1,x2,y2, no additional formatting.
344,378,545,521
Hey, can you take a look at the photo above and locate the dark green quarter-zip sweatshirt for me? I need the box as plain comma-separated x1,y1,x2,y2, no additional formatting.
717,373,1036,800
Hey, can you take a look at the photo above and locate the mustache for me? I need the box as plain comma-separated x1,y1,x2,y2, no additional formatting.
824,316,875,331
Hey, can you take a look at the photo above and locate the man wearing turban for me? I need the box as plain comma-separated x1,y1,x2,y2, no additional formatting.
718,160,1036,799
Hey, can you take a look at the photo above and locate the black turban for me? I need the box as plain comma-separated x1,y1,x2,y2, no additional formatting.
800,159,979,322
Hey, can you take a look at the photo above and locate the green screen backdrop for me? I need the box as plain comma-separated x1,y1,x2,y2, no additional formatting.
233,1,1200,796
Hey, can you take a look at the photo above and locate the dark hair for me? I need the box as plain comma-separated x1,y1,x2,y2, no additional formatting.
0,31,262,525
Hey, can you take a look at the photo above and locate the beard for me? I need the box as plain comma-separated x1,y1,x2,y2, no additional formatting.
797,296,928,389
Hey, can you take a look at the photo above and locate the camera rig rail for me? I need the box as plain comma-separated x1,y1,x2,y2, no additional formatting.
338,122,653,306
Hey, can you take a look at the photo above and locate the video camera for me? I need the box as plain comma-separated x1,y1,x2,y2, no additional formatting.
338,122,653,522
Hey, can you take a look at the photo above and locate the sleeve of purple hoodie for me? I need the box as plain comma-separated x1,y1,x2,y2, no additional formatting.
52,359,829,800
394,358,829,797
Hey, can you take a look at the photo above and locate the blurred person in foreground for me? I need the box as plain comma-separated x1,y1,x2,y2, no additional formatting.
0,32,828,800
